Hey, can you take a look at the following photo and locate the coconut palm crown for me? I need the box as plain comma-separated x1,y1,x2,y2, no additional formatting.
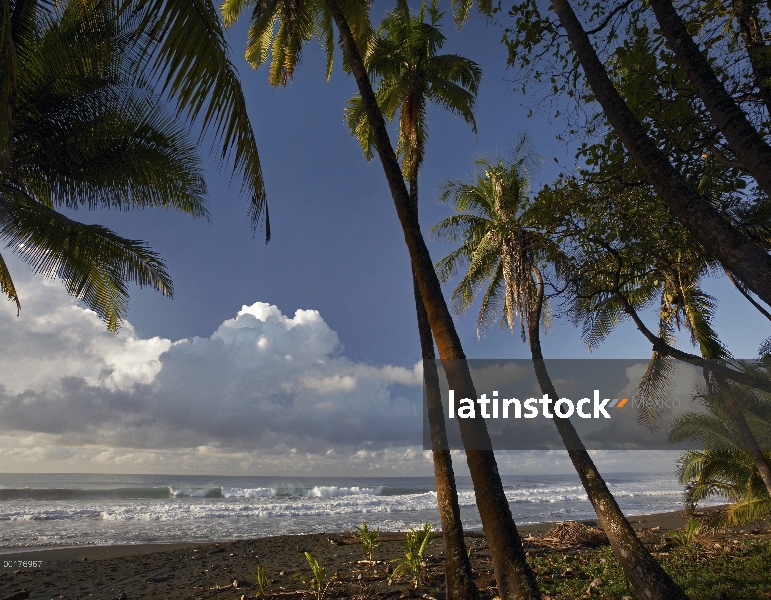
221,0,371,85
431,147,547,340
344,0,480,185
1,0,212,331
672,381,771,524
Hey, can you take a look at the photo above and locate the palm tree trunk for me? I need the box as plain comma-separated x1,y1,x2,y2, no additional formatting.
527,268,690,600
732,0,771,119
408,171,479,600
648,0,771,197
413,274,480,600
549,0,771,308
325,1,540,597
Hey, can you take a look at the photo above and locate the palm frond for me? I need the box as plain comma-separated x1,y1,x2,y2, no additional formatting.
725,497,771,525
426,75,477,132
449,233,500,315
430,213,488,244
451,0,471,28
635,352,677,430
15,91,208,217
239,0,280,69
580,296,624,350
669,412,740,449
475,261,505,337
0,249,19,313
130,0,268,236
429,53,481,94
344,94,375,161
433,243,474,283
678,278,727,360
1,191,172,331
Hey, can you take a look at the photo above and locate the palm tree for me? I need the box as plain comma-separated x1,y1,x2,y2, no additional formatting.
431,151,690,600
679,448,771,524
632,259,771,497
344,0,480,206
345,2,480,596
1,0,211,330
671,385,771,524
223,1,541,597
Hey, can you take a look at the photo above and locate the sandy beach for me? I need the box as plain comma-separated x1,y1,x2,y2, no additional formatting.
4,508,766,600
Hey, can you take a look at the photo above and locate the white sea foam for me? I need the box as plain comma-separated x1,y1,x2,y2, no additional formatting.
221,487,276,498
169,487,217,497
0,484,689,526
305,486,381,498
0,473,720,549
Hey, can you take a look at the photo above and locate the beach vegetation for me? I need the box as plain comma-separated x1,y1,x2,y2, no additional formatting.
353,522,381,564
390,523,433,588
672,379,771,524
294,552,336,600
529,539,771,600
669,518,701,549
677,448,771,526
253,565,270,597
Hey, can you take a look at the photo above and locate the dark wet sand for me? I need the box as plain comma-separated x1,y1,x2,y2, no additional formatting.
0,507,755,600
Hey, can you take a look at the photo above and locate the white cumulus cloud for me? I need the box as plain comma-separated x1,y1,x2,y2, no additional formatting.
0,270,424,462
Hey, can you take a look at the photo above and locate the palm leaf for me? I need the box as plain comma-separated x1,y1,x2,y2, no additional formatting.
0,249,19,313
344,94,375,161
669,412,739,450
1,191,172,331
127,0,268,236
725,497,771,525
430,213,488,244
15,93,208,217
635,351,677,430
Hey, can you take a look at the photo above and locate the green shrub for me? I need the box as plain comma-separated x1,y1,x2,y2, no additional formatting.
293,552,336,600
670,518,700,549
353,522,381,563
253,565,269,597
391,523,433,588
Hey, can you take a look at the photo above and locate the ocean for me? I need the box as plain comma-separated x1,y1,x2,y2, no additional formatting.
0,472,721,550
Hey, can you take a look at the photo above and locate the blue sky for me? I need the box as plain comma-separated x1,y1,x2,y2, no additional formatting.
51,3,769,365
0,2,767,475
